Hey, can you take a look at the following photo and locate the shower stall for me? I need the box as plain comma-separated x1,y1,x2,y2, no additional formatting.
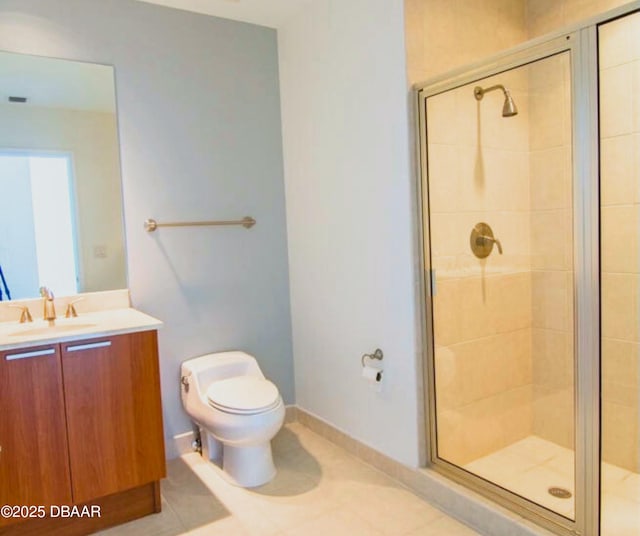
416,7,640,536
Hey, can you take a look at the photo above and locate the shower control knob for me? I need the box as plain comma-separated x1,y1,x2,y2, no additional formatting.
470,222,503,258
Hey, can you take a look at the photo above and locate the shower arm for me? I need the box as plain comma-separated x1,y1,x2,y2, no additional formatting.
473,84,506,100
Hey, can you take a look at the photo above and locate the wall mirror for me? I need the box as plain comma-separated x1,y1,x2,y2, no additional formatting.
0,50,126,301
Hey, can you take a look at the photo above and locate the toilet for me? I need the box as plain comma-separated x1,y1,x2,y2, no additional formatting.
180,351,285,487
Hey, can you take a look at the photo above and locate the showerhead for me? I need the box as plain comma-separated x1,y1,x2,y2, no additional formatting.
502,89,518,117
474,84,518,117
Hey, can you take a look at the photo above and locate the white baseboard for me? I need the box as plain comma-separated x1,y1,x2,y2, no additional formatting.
165,430,196,460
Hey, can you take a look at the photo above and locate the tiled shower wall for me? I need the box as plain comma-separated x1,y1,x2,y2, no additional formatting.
405,0,527,85
407,0,638,467
599,12,640,473
428,68,533,464
428,57,575,464
406,0,532,464
528,54,575,451
526,0,632,38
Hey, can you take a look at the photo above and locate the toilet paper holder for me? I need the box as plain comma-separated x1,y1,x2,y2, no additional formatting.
361,348,384,367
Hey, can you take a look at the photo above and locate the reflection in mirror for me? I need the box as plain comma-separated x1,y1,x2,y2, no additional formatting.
0,51,127,300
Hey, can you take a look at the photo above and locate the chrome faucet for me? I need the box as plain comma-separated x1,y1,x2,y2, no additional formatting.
39,286,56,324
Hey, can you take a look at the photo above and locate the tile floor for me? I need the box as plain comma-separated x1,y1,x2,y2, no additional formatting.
99,423,479,536
464,435,640,535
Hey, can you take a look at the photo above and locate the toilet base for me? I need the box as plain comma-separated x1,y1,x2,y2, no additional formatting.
200,427,222,464
201,429,277,487
222,443,276,488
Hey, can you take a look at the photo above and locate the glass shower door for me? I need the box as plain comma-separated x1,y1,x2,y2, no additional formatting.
599,11,640,536
423,51,576,518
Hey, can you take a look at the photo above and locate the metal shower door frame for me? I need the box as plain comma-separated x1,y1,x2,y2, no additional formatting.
414,27,600,536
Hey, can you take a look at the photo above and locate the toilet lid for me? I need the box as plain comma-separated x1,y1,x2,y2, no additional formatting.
206,377,280,414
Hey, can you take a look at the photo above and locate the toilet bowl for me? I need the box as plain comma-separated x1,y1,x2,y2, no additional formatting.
180,351,285,487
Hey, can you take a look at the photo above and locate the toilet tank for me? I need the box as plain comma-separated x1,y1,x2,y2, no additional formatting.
181,351,263,392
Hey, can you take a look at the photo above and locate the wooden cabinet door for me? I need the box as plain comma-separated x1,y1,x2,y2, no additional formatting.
0,344,72,525
61,331,165,503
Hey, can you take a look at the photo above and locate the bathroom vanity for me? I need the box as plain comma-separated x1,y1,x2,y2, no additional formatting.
0,292,164,535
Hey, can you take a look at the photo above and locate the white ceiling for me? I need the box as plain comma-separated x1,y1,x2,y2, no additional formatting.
136,0,311,29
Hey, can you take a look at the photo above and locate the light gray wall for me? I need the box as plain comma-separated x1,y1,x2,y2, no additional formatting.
0,0,294,446
278,0,422,466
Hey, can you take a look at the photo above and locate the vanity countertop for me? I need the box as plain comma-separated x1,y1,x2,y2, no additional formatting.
0,307,162,351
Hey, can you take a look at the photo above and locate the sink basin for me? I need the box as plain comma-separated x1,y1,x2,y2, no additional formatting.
9,323,97,337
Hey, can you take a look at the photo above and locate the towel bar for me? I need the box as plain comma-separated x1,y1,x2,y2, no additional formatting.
144,217,256,232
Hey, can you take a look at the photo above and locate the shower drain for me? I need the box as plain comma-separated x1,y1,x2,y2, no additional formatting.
548,487,572,499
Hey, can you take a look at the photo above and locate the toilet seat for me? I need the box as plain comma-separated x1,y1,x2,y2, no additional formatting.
207,377,281,415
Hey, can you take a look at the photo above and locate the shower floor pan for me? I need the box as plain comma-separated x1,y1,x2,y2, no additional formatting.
464,435,639,534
